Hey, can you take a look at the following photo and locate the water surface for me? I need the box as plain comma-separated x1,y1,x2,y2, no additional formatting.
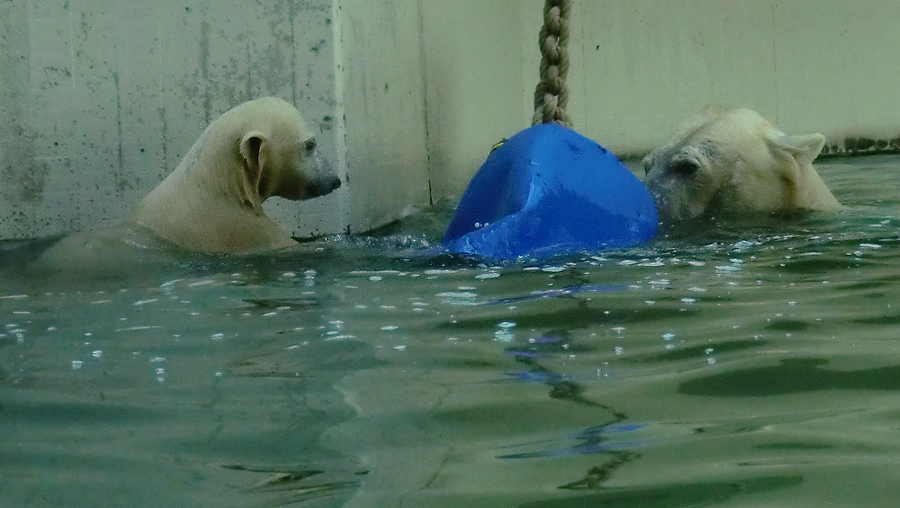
3,155,900,507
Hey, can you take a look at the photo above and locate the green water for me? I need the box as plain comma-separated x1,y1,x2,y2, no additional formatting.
3,155,900,507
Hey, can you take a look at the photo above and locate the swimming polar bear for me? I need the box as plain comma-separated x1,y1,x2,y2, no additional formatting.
131,96,341,254
24,98,339,282
642,107,841,222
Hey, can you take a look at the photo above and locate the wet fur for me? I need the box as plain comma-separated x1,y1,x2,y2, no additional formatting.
643,107,841,222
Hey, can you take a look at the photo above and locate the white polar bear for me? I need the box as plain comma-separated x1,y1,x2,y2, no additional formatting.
130,96,341,254
25,97,338,281
642,107,841,222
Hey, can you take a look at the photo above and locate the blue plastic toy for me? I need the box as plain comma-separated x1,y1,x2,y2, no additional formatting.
442,123,658,260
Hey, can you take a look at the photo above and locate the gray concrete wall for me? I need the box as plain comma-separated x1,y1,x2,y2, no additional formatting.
337,0,431,232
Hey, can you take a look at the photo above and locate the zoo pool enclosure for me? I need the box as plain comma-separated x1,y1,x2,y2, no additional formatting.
3,0,900,242
5,3,900,504
4,155,900,506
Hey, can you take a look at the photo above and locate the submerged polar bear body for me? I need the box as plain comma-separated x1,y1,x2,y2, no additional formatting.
131,97,341,254
643,107,841,222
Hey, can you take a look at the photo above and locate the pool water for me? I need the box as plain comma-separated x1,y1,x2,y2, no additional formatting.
4,155,900,507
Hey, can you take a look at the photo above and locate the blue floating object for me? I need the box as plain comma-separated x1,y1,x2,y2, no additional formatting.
443,123,658,260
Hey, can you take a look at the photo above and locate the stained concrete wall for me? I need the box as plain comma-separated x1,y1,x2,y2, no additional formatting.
337,0,431,232
422,0,900,199
3,0,900,240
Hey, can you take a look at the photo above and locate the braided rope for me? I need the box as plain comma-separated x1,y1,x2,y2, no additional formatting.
532,0,573,128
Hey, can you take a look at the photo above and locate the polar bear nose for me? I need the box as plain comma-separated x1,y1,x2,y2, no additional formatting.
669,159,701,178
328,175,342,191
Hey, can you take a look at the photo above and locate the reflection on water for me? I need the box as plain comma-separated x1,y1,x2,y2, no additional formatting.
4,155,900,507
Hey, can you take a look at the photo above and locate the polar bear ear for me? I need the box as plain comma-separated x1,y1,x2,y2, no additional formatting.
239,131,268,203
768,132,826,167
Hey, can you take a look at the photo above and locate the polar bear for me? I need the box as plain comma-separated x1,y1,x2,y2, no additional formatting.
642,107,841,222
130,96,341,254
23,97,338,281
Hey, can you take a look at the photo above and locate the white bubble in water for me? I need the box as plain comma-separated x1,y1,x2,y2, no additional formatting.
494,331,514,343
437,291,478,306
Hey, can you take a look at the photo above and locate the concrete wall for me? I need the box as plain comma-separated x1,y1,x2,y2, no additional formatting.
337,0,431,232
423,0,900,199
3,0,900,240
419,0,532,207
570,0,900,158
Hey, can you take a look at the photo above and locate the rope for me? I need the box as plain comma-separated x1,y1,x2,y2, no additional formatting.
532,0,573,128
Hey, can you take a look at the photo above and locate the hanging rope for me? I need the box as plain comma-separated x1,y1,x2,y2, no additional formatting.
532,0,573,128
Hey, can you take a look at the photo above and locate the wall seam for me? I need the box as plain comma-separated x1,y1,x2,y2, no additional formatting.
331,0,351,233
416,1,434,206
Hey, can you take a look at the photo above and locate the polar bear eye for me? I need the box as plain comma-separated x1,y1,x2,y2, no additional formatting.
303,138,317,153
669,160,700,178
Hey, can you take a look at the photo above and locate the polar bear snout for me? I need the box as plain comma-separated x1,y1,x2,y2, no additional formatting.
644,152,718,221
276,148,341,200
304,168,342,198
310,147,341,196
645,174,710,222
298,137,341,198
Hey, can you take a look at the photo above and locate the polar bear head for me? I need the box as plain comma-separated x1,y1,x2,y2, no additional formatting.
231,97,341,204
130,97,341,254
642,107,840,222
